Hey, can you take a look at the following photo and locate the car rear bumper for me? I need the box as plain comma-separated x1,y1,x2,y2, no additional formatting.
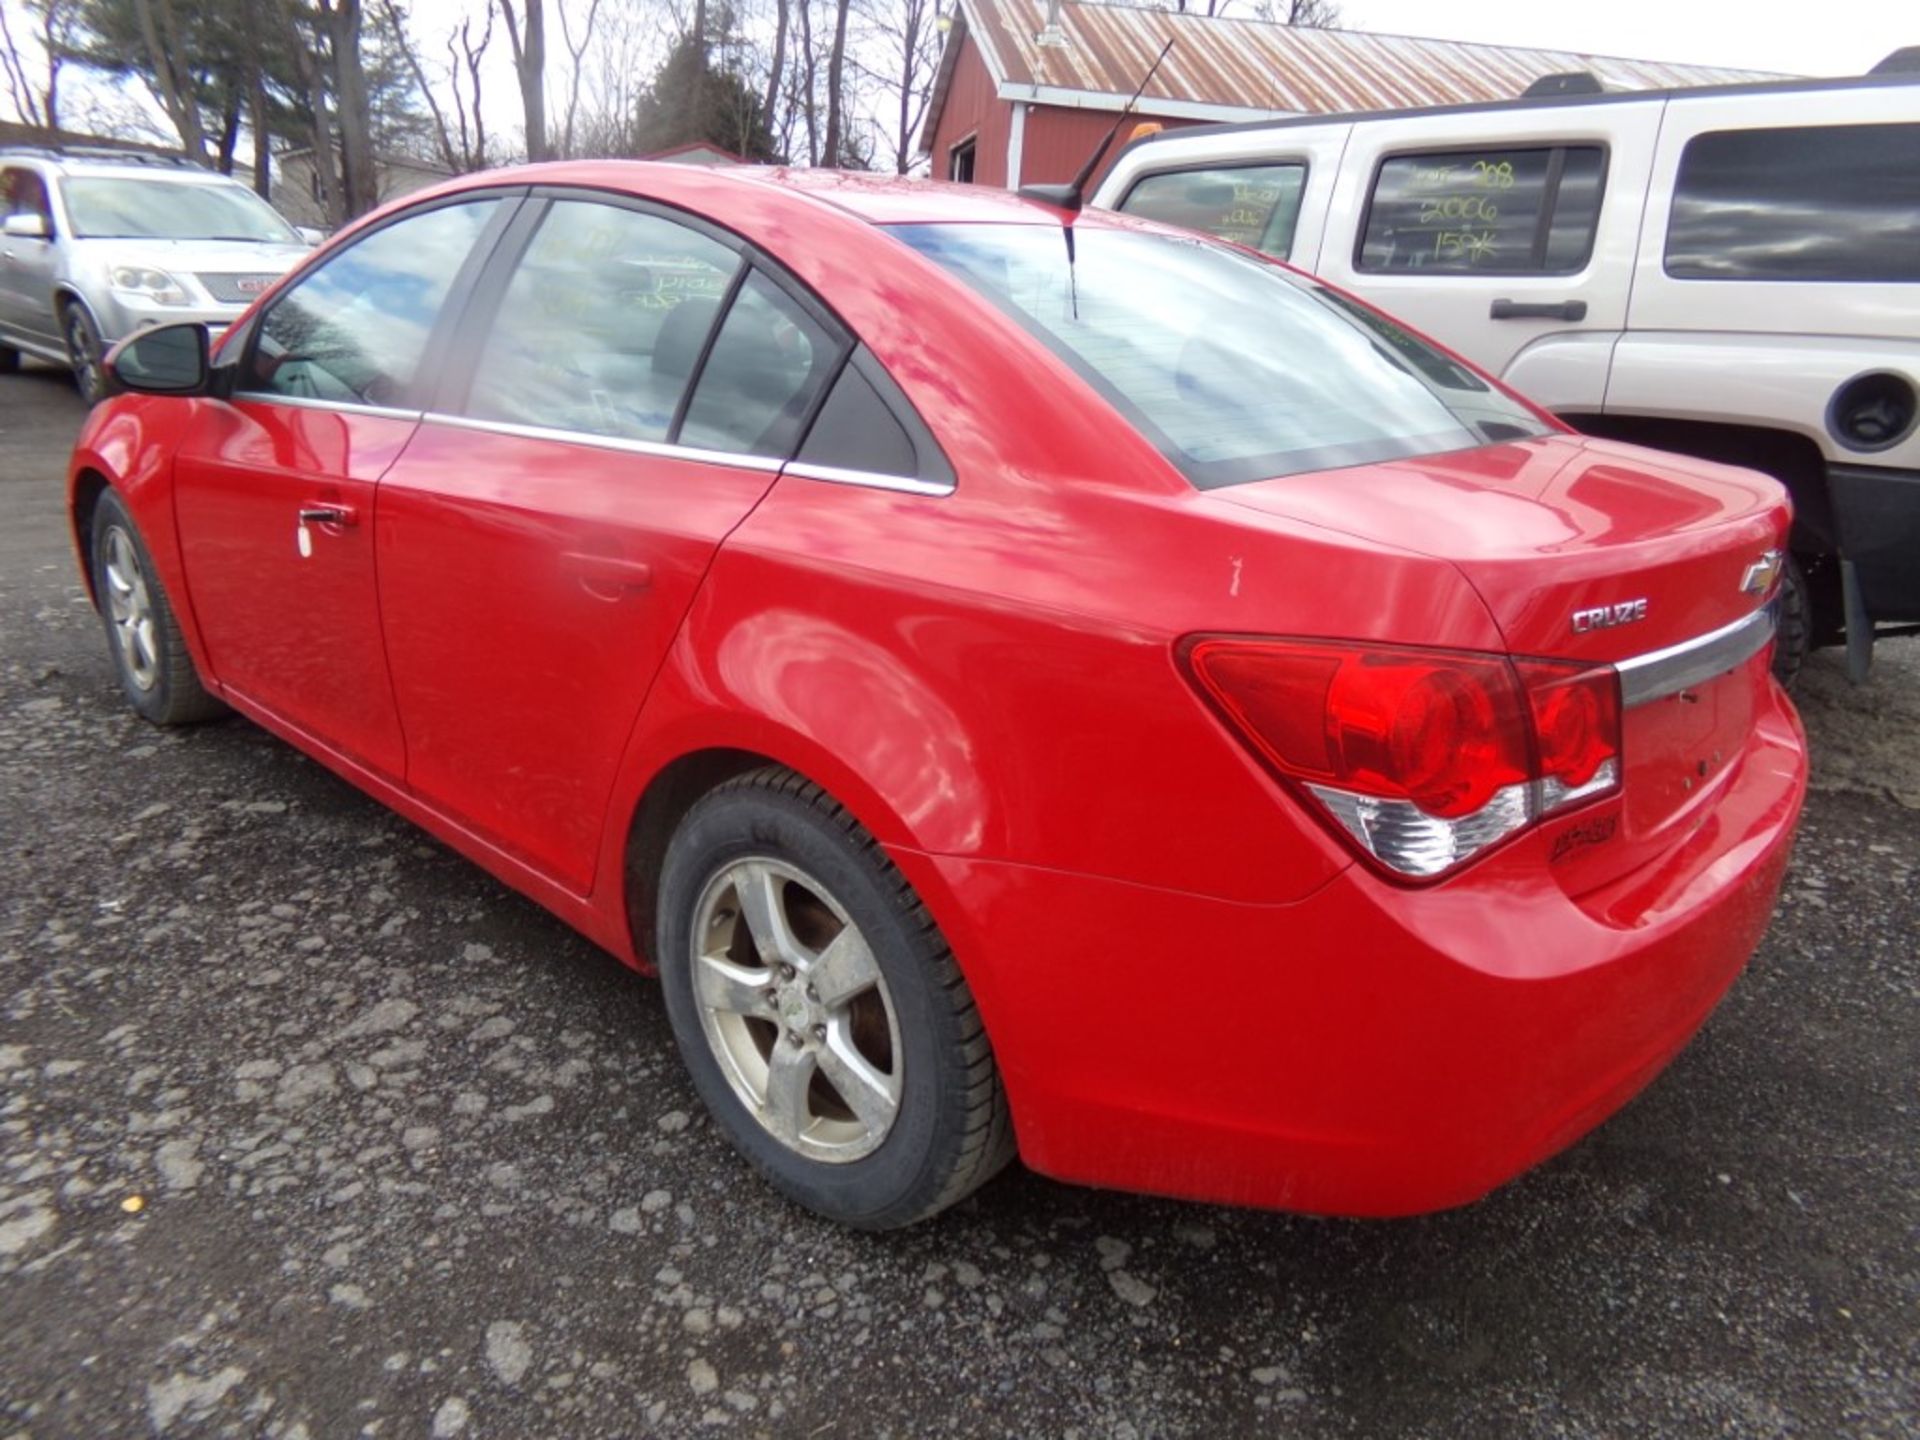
898,678,1806,1216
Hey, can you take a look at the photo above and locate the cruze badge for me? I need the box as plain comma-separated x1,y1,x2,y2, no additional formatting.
1740,549,1784,597
1571,599,1648,633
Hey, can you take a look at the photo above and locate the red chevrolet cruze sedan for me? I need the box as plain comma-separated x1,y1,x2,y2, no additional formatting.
70,164,1806,1228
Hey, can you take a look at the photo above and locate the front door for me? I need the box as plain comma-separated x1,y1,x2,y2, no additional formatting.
375,195,847,890
172,196,513,778
0,166,60,348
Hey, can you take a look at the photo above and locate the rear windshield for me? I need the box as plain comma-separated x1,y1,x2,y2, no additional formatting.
890,222,1548,488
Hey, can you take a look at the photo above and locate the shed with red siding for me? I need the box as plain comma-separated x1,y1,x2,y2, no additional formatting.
921,0,1783,193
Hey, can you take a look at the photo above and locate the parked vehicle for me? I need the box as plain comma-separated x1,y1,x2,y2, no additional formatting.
1096,61,1920,683
70,163,1804,1228
0,147,312,404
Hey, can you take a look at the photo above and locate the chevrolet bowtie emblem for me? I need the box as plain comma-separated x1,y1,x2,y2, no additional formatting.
1740,549,1784,597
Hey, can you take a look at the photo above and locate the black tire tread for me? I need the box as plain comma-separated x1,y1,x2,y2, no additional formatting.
1773,554,1812,690
693,765,1015,1223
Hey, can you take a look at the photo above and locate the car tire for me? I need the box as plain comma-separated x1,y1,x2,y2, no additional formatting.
88,489,228,726
0,343,18,374
656,767,1015,1228
1773,554,1811,689
64,303,107,406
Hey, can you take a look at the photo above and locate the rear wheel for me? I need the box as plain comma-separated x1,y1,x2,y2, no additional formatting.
64,303,106,405
656,768,1014,1228
89,490,227,725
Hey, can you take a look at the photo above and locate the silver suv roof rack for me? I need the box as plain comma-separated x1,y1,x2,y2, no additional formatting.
1521,71,1605,98
0,143,203,169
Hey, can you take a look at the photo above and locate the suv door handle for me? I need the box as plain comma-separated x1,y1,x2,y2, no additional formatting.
1490,298,1588,322
298,504,358,527
561,551,653,596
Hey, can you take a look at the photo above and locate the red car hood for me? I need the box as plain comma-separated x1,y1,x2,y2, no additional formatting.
1214,434,1789,661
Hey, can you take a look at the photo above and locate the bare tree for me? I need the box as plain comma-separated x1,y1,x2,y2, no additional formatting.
379,0,460,170
818,0,849,165
497,0,548,161
760,0,787,149
325,0,380,216
554,0,603,157
0,0,79,130
129,0,207,155
445,4,496,169
848,0,937,173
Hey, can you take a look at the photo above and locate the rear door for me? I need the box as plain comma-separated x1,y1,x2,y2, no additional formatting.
171,194,515,778
374,192,849,891
1316,101,1663,413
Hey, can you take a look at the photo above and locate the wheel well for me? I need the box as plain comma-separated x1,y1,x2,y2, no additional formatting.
1564,413,1835,553
71,469,110,605
623,748,782,963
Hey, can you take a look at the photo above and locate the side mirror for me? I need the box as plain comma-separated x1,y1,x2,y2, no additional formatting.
295,226,326,246
2,212,49,240
106,322,210,397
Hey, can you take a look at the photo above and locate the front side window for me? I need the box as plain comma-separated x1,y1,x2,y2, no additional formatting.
893,223,1549,489
243,199,500,407
1666,123,1920,282
1359,146,1605,274
2,167,52,228
679,271,841,457
61,177,297,243
464,200,740,442
1119,164,1308,259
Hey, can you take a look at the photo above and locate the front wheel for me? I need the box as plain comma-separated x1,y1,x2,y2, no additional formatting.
89,490,228,725
65,304,107,405
656,769,1014,1228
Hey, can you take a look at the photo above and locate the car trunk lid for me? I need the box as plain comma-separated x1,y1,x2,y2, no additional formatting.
1215,434,1791,891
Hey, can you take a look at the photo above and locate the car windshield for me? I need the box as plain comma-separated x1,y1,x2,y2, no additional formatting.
62,176,298,243
890,222,1551,488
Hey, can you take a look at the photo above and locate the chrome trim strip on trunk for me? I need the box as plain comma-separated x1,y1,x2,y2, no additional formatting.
1615,603,1777,708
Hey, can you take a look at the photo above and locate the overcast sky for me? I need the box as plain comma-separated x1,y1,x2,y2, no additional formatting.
1345,0,1910,78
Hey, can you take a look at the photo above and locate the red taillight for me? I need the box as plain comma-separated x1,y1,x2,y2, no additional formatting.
1185,638,1621,879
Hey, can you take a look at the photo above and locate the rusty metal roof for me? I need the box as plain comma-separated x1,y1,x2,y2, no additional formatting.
925,0,1790,149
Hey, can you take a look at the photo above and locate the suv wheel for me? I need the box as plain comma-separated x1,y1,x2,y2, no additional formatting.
1773,555,1812,688
656,768,1015,1228
65,304,106,405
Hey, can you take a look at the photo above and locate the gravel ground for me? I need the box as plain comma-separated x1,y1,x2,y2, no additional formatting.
2,360,1917,1439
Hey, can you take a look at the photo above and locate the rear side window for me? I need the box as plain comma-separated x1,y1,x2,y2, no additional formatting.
678,271,841,458
465,200,740,442
244,199,500,406
1119,164,1307,258
1665,123,1920,282
1359,146,1605,274
2,167,53,230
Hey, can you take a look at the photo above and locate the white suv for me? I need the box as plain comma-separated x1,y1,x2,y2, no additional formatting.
0,148,311,405
1095,63,1920,681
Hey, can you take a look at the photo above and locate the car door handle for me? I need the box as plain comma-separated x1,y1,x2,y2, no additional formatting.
561,551,653,595
298,504,358,527
1489,298,1588,322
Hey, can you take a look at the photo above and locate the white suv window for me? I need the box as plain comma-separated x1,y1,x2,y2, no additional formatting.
1359,146,1605,275
1119,163,1308,258
1665,123,1920,283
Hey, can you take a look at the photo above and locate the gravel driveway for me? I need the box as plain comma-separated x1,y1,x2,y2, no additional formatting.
3,361,1916,1439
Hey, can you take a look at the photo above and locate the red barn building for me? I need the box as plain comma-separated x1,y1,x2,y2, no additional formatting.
921,0,1775,192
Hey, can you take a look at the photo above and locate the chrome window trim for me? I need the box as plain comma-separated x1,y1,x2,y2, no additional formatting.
1616,603,1776,708
231,390,420,422
782,460,955,498
418,411,787,473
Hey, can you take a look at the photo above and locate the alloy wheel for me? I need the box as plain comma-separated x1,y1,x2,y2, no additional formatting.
101,525,160,693
66,309,103,403
689,856,903,1163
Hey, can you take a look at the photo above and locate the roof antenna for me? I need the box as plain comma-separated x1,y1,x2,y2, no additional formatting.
1019,37,1174,212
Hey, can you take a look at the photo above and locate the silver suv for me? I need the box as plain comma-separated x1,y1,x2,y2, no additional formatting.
0,148,312,403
